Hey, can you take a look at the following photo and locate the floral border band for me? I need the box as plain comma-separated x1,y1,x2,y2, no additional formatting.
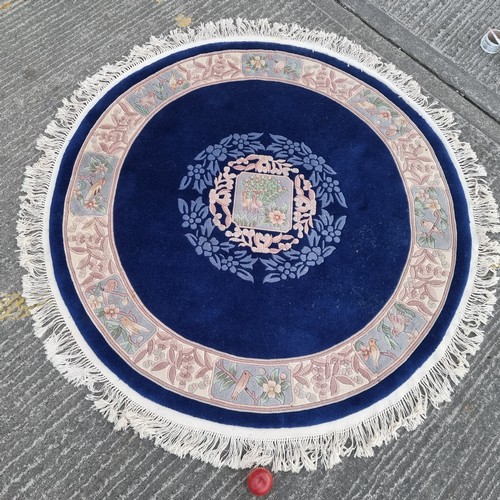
63,49,456,412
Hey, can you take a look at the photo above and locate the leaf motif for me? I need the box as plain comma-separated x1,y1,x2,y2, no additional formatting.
194,349,204,367
236,269,254,282
330,376,339,395
323,165,337,175
195,367,210,379
152,361,169,371
274,392,283,404
425,284,438,302
281,381,291,391
407,300,433,316
82,218,96,229
204,352,213,369
270,134,287,143
77,255,90,269
147,339,154,355
81,275,95,287
168,348,176,364
86,247,102,259
70,247,88,254
353,355,360,371
220,378,235,391
331,359,339,375
334,191,347,208
185,233,198,246
301,142,312,154
157,331,171,341
381,323,392,335
296,265,309,278
168,366,176,385
294,375,309,388
179,176,191,190
427,279,445,286
263,273,281,284
134,350,147,363
322,246,335,258
394,302,416,318
209,255,221,270
336,376,355,386
248,132,263,140
335,215,347,231
358,367,372,381
177,198,189,214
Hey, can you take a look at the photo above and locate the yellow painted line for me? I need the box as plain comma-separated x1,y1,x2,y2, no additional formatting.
0,1,13,11
0,291,37,321
175,14,192,28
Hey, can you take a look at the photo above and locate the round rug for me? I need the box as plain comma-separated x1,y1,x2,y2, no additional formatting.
18,19,499,471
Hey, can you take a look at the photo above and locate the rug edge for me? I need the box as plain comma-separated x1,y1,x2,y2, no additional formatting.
16,18,500,472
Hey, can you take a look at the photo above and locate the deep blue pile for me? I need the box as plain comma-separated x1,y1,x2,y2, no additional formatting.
50,41,471,427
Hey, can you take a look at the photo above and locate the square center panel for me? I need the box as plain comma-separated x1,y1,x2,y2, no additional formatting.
231,172,294,233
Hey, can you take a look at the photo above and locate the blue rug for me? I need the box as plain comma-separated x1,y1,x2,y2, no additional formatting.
20,20,499,471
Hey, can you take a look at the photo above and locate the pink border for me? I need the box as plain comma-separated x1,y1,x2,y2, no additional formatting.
61,49,457,411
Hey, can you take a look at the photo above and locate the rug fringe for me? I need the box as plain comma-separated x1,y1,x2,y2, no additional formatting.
17,18,500,472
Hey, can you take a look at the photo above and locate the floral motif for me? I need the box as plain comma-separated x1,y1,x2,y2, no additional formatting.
349,89,411,140
243,53,302,80
267,209,287,226
178,133,348,283
256,369,290,404
127,70,190,115
212,361,292,406
414,186,450,249
400,248,450,316
104,304,119,320
84,276,156,355
185,219,257,282
71,154,116,216
301,65,362,101
246,54,267,71
67,216,115,287
178,197,209,231
268,134,345,207
292,348,371,403
260,229,338,282
90,102,142,154
179,133,264,193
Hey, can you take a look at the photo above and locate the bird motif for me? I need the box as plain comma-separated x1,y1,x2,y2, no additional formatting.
84,178,106,202
420,219,445,236
102,279,118,305
368,338,380,369
168,74,184,90
387,311,410,336
356,100,377,115
273,59,286,73
120,316,150,336
242,193,262,212
231,370,252,401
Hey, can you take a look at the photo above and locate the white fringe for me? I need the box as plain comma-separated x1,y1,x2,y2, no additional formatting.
17,18,500,472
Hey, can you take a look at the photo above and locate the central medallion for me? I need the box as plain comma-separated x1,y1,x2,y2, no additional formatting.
209,154,316,254
233,172,293,233
177,133,347,283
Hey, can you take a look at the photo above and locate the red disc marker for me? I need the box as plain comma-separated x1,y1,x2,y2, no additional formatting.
247,467,273,496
